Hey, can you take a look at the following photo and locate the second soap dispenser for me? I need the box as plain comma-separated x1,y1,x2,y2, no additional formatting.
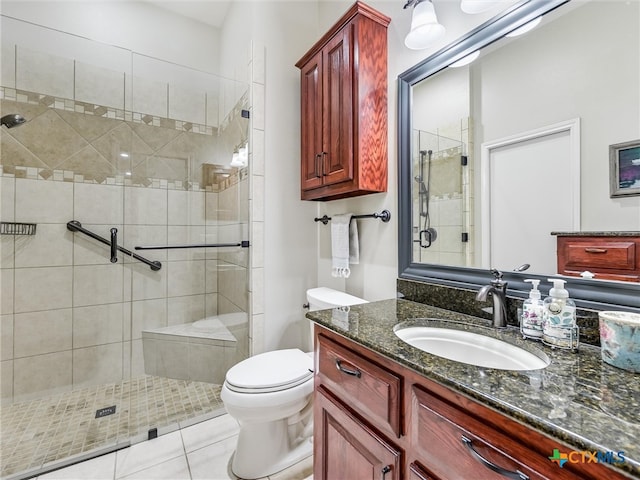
542,278,578,349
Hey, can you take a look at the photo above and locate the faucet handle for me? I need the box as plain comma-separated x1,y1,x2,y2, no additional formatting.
490,268,507,292
490,268,503,280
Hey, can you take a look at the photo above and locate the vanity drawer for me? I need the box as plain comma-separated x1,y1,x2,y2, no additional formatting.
411,385,582,480
317,334,402,437
556,236,640,282
561,239,635,270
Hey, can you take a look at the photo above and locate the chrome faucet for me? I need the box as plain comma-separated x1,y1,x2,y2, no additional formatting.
476,269,508,328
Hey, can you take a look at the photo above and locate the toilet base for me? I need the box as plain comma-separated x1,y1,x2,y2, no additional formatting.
230,410,313,479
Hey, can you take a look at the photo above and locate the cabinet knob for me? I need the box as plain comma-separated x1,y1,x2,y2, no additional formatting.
461,435,529,480
381,465,391,479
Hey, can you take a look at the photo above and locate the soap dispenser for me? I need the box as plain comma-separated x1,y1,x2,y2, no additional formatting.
542,278,578,349
521,279,543,339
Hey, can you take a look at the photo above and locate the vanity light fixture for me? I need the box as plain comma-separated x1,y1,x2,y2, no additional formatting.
449,50,480,67
505,16,542,37
404,0,446,50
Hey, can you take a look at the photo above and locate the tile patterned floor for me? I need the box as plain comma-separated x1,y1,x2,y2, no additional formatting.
1,376,224,479
34,414,314,480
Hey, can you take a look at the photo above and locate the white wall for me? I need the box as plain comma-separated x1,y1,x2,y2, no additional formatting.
219,1,320,352
474,0,640,231
0,1,221,73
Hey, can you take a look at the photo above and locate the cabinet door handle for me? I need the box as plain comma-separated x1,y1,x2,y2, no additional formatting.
321,151,327,176
381,465,391,479
584,247,607,254
461,436,529,480
335,359,361,378
315,154,322,178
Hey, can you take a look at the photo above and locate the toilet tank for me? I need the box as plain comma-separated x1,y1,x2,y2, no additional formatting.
306,287,368,311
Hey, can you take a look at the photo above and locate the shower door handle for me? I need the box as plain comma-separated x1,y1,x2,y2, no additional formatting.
110,228,118,263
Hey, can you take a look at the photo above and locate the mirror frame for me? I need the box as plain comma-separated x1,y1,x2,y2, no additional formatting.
397,0,640,312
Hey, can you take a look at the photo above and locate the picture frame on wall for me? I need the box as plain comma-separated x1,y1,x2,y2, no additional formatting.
609,139,640,198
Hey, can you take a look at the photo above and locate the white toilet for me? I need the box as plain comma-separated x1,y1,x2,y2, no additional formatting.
221,287,368,479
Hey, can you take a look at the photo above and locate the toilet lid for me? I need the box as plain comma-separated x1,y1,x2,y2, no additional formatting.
225,349,313,392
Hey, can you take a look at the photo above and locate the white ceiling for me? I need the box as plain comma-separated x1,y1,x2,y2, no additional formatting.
144,0,232,28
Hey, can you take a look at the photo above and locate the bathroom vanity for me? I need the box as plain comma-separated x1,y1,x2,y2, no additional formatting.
308,300,640,479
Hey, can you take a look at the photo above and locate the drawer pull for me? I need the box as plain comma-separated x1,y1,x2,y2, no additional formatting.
461,436,529,480
381,465,391,479
584,247,608,254
336,359,361,378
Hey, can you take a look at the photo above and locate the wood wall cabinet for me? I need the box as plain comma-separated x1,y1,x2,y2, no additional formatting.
296,2,390,201
555,233,640,282
314,325,630,480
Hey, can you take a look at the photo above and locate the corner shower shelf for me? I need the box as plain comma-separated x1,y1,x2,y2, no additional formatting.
0,222,37,235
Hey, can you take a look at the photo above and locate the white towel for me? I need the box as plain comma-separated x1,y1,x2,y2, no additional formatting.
331,214,359,278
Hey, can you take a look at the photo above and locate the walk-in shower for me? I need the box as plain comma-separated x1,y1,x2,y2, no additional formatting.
411,127,473,267
0,15,251,480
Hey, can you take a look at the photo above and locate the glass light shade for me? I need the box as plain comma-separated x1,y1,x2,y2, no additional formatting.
506,16,542,37
405,0,446,50
230,151,241,168
460,0,506,14
449,50,480,67
238,144,249,163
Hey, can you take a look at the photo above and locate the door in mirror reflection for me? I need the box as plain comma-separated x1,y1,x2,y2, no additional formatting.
484,127,577,274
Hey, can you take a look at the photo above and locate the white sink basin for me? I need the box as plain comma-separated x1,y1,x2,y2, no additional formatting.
395,325,549,371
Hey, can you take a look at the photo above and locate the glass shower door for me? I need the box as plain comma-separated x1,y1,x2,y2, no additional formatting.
1,14,250,479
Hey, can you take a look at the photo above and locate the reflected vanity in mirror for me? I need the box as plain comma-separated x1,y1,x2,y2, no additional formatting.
398,0,640,309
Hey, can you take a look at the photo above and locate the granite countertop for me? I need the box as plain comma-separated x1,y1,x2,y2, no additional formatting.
307,299,640,478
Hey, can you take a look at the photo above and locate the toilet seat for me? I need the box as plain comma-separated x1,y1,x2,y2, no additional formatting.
225,349,313,393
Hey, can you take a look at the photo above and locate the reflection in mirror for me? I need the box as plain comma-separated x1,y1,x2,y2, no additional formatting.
398,0,640,309
412,65,470,267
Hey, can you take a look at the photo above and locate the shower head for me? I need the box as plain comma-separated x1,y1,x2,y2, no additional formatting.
1,114,27,129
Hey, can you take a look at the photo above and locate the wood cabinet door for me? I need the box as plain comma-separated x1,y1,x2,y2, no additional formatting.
315,387,401,480
300,50,324,192
321,25,353,187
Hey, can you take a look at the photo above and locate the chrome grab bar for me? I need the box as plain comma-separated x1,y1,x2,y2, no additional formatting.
67,221,161,271
134,240,250,250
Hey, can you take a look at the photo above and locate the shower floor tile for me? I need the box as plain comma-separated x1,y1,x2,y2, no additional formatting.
0,375,223,480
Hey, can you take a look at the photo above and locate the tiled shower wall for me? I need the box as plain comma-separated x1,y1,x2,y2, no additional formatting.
0,27,252,405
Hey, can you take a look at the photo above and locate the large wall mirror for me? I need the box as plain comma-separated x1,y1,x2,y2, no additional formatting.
398,0,640,310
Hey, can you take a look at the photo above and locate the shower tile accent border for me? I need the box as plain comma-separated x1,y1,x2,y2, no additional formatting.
1,86,249,138
0,87,249,193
